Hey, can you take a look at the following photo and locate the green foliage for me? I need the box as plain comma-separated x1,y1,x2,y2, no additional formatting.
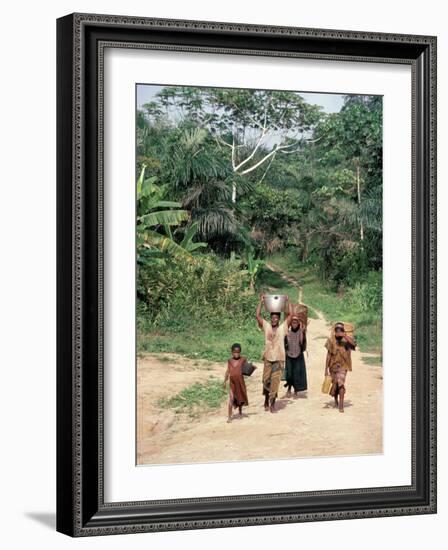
179,222,208,252
266,252,382,354
318,242,370,290
138,323,264,363
346,271,382,312
243,248,265,290
137,253,258,329
137,165,206,265
155,125,244,243
139,230,196,265
137,89,382,286
317,95,382,184
241,183,304,253
135,87,383,357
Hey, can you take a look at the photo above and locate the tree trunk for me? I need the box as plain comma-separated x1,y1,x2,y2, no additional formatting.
355,160,364,242
301,235,309,261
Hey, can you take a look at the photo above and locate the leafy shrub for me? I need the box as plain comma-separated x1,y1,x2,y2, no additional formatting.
346,271,382,313
137,253,259,330
312,241,369,290
240,183,304,253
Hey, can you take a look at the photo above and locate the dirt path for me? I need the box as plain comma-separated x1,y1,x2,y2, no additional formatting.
137,293,383,465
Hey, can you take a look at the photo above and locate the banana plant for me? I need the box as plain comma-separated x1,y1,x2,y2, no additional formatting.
137,165,194,264
179,222,208,253
242,247,265,290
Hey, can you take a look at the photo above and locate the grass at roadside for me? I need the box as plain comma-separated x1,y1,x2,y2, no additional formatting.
138,322,265,363
265,251,382,355
361,355,382,366
138,251,313,361
158,379,227,417
137,250,382,359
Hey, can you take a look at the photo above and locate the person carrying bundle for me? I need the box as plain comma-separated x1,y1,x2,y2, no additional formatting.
324,322,356,413
284,314,308,397
256,294,292,413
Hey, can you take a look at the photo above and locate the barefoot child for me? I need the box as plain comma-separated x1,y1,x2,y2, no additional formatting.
324,322,356,413
223,343,249,423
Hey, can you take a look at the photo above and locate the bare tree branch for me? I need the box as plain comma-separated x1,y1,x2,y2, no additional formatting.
258,150,278,184
240,145,280,175
234,127,267,171
231,133,236,171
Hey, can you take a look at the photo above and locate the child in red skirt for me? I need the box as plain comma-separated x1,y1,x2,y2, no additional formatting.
223,343,249,423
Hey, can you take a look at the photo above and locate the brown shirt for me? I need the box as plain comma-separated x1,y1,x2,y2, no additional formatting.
325,337,355,371
262,319,288,362
285,328,304,358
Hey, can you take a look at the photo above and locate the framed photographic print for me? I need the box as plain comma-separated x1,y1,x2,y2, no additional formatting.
56,13,437,537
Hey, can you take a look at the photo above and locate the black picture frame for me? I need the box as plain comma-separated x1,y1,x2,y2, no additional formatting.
56,12,437,537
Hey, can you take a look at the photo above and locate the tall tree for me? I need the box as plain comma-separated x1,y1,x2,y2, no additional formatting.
142,86,323,201
313,95,382,244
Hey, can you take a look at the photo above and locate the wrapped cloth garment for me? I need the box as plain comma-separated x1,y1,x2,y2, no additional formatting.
329,363,347,395
325,335,356,394
324,336,355,372
284,327,308,391
262,359,284,400
227,357,249,408
284,354,308,392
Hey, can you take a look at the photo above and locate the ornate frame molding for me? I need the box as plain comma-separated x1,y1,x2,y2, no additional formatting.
56,12,437,537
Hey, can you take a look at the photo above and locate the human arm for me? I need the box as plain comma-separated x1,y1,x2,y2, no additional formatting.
256,294,265,329
223,365,229,388
343,332,356,350
324,337,332,375
300,323,307,351
284,296,292,327
325,351,331,376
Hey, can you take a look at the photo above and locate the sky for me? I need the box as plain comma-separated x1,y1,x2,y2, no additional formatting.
136,84,345,114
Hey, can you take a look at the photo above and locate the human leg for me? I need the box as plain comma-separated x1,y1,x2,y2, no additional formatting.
262,359,272,410
227,390,234,422
338,386,345,412
285,357,293,396
269,362,283,412
335,368,347,412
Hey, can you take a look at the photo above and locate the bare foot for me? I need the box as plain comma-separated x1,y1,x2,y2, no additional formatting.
286,390,292,398
339,408,344,413
226,417,232,423
270,405,277,413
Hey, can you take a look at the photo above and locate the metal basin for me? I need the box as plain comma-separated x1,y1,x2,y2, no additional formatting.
264,294,287,313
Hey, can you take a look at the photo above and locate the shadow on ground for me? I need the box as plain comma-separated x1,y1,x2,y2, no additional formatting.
25,512,56,530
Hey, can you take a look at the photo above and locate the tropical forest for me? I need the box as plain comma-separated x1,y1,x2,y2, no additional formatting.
136,86,383,364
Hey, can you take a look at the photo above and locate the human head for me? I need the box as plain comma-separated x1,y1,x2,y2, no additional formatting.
335,322,345,341
291,316,300,330
270,312,281,327
231,343,241,358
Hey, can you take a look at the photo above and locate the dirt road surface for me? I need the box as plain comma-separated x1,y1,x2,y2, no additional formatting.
137,308,383,465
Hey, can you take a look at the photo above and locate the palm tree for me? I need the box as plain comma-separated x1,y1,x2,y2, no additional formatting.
163,127,252,245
